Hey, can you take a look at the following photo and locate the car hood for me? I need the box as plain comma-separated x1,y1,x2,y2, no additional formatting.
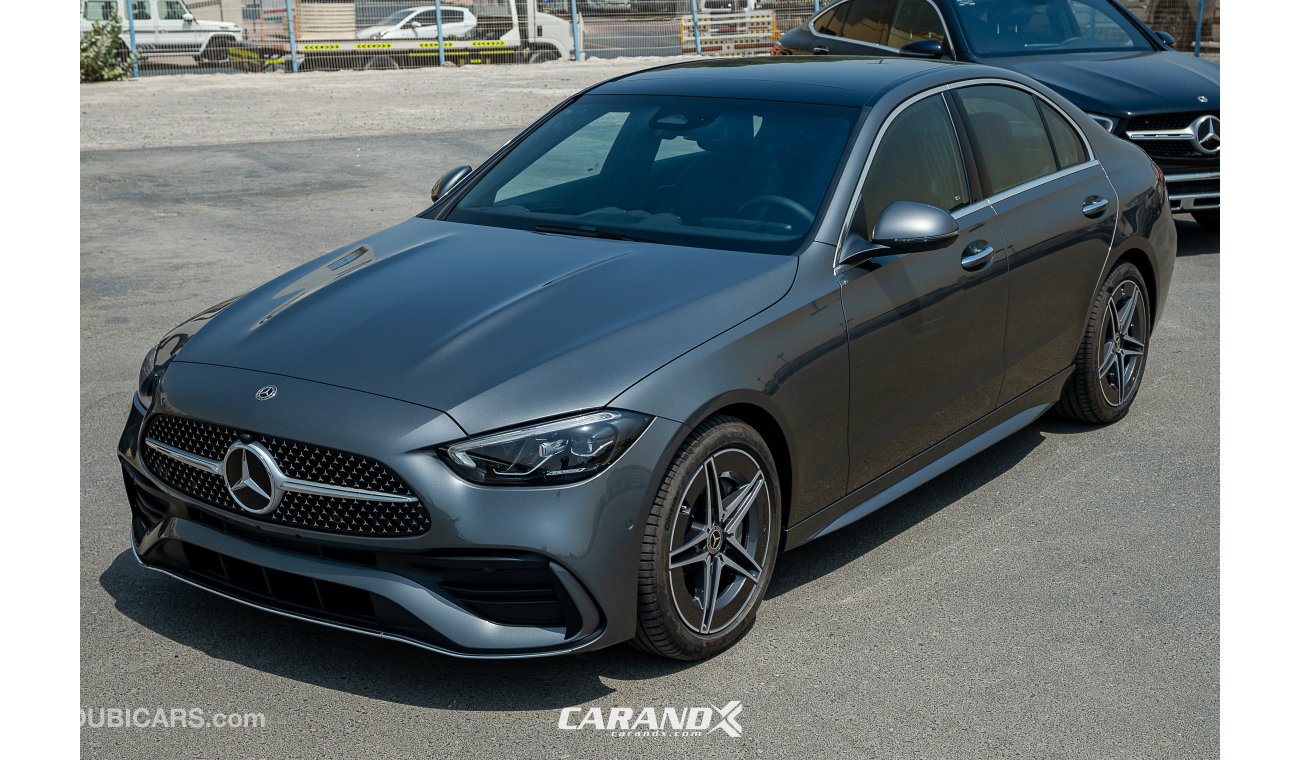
174,219,797,434
983,50,1220,118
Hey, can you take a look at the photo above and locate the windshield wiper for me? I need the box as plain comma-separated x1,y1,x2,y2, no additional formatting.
534,224,655,243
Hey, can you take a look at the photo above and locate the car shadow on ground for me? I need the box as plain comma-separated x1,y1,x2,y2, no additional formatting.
1174,217,1218,257
98,424,1048,711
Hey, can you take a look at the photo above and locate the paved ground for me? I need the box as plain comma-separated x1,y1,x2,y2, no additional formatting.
81,65,1219,759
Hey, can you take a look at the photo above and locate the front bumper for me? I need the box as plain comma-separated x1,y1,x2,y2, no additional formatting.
1165,171,1219,213
118,362,682,658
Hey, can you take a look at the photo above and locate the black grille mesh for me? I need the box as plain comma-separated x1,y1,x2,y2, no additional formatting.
1127,112,1206,132
143,414,430,537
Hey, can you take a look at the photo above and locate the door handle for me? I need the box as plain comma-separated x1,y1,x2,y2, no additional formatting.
960,241,994,271
812,46,830,55
1082,196,1110,218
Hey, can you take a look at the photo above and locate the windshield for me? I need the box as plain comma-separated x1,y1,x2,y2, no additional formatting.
444,95,857,255
955,0,1154,57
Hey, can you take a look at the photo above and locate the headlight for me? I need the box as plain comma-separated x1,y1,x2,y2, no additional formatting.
440,410,653,486
136,333,187,409
1086,113,1116,132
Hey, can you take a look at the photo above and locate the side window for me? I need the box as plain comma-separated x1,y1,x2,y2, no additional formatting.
495,111,630,201
812,2,850,37
443,11,464,23
131,0,151,20
84,1,118,21
158,0,187,20
413,10,440,24
857,94,968,237
954,85,1057,194
839,0,892,46
886,0,945,49
1038,102,1088,169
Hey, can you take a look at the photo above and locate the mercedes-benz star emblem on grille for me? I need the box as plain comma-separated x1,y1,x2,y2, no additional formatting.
221,441,282,514
1190,115,1220,155
254,385,278,401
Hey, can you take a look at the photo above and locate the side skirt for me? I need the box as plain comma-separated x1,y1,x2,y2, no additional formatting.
784,368,1070,549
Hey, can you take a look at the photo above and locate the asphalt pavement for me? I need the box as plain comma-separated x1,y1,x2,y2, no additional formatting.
80,66,1219,759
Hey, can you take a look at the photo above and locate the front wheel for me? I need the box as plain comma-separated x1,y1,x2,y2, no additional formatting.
633,416,780,660
1055,262,1151,424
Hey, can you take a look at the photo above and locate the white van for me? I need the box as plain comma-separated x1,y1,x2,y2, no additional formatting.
80,0,244,62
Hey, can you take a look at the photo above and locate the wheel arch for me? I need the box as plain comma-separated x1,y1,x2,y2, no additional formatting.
675,393,795,537
1116,246,1159,322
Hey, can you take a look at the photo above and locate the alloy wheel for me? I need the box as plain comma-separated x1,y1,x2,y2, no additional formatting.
1098,278,1148,407
667,448,773,636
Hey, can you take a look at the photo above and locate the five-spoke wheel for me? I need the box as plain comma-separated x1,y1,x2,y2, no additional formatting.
634,416,780,659
1057,262,1151,423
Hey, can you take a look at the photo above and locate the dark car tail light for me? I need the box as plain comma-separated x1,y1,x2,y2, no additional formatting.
770,43,783,56
1152,160,1166,185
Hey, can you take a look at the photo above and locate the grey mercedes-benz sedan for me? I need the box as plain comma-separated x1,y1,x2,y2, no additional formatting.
118,57,1175,661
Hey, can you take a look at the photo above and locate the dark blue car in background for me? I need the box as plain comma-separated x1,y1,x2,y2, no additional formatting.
775,0,1220,230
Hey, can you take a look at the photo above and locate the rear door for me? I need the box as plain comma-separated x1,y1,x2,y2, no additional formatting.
949,82,1119,405
839,91,1011,490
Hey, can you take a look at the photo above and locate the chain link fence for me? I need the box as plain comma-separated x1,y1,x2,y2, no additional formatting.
79,0,1219,78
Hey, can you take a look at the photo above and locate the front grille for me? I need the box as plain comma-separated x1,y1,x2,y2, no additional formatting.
1138,141,1212,161
1166,177,1220,197
142,414,431,537
1127,112,1212,132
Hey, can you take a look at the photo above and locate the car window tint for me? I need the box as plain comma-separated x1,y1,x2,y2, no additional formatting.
813,2,850,37
84,1,118,21
131,0,151,19
495,111,631,202
955,85,1057,194
1038,102,1087,169
839,0,892,45
449,95,857,255
1068,0,1138,48
413,10,439,23
886,0,945,49
858,94,967,237
159,0,187,20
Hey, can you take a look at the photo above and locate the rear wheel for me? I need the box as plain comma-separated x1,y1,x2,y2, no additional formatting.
201,35,235,62
360,55,400,71
1055,262,1151,424
1192,209,1219,231
633,416,780,660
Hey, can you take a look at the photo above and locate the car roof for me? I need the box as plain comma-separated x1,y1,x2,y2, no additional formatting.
588,57,1011,108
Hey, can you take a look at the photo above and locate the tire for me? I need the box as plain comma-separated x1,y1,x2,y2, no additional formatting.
633,415,781,660
1055,262,1152,424
201,35,234,63
361,55,400,71
1192,210,1219,231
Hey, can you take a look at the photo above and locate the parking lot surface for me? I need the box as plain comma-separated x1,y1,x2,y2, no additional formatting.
81,65,1219,759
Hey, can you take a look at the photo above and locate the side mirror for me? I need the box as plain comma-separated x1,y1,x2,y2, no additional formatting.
1154,30,1176,47
899,38,945,59
182,12,194,22
870,201,959,253
431,165,473,202
409,20,422,28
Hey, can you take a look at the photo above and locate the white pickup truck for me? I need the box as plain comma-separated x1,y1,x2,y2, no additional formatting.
81,0,244,62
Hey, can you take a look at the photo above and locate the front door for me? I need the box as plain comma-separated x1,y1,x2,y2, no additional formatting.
840,92,1011,490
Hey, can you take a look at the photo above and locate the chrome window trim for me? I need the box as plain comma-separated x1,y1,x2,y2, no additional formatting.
808,0,953,54
834,78,1097,266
